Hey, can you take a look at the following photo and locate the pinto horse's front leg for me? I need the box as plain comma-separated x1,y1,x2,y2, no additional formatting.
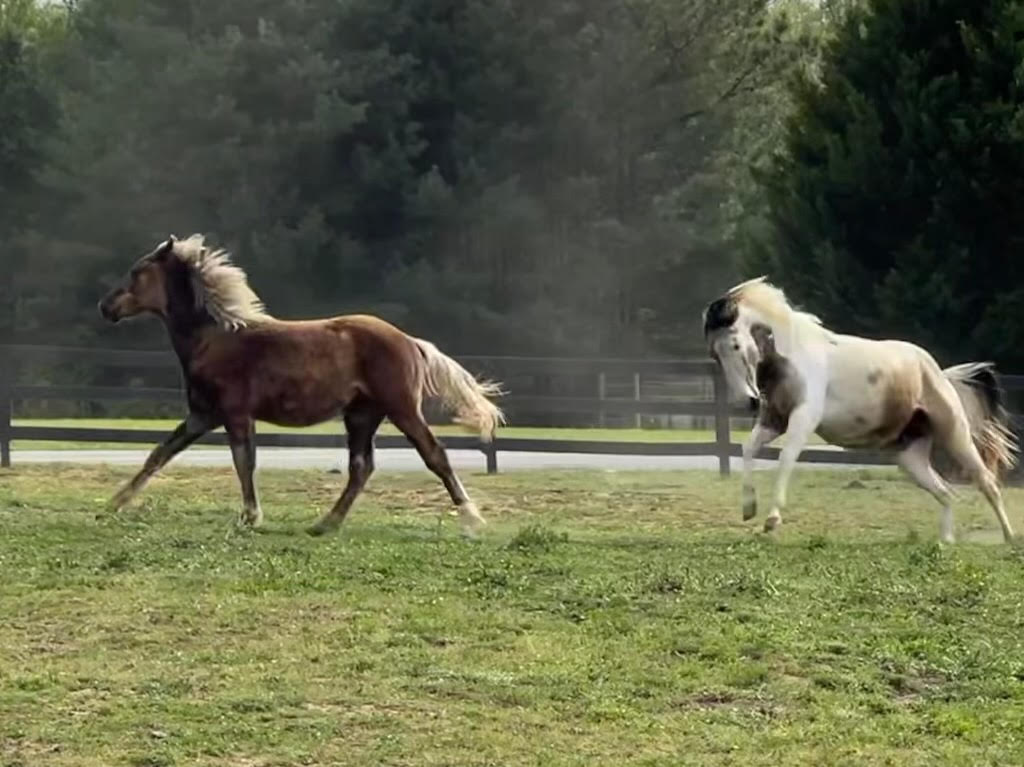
764,405,819,533
742,422,780,520
110,413,216,511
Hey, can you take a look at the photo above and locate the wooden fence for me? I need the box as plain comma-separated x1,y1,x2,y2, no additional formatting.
2,344,1020,475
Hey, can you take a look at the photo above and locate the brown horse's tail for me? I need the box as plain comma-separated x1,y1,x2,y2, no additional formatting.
944,362,1019,477
411,338,506,441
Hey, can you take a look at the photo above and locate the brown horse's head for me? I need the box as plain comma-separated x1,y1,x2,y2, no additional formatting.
99,236,182,322
100,233,269,331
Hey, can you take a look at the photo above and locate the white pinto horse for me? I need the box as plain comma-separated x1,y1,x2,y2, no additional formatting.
703,277,1018,543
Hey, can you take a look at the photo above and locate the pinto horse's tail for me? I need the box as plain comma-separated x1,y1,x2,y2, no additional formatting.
411,338,506,441
944,362,1019,477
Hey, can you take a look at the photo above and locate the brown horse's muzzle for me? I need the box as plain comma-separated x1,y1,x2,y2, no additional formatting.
98,287,135,322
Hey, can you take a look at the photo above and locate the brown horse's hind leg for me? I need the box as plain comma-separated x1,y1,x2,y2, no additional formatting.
389,410,485,537
307,400,384,537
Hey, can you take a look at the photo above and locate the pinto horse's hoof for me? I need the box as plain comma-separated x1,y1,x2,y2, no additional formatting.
763,515,781,533
742,499,757,521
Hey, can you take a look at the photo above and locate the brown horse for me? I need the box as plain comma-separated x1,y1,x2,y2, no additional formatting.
98,234,505,536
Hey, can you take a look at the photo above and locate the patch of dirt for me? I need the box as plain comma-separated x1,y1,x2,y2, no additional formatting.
1,737,64,762
885,672,947,704
690,691,737,707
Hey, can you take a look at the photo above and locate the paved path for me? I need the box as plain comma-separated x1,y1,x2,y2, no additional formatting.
10,447,881,473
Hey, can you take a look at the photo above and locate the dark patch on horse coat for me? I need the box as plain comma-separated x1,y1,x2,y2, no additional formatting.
703,296,738,336
751,325,804,433
887,408,931,450
756,356,804,433
867,370,881,385
869,375,921,448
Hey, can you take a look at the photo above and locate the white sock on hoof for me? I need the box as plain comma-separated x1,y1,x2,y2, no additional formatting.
458,501,486,536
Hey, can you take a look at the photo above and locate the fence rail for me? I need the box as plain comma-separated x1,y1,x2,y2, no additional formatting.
3,343,1012,475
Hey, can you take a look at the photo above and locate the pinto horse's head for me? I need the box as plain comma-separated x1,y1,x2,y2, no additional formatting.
99,236,183,323
702,293,761,413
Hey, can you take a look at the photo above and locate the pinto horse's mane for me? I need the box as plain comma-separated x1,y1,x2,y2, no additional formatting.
729,276,831,346
171,234,272,330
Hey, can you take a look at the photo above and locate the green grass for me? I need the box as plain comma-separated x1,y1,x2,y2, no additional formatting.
2,464,1024,765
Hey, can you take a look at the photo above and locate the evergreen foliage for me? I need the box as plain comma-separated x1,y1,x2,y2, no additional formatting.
749,0,1024,367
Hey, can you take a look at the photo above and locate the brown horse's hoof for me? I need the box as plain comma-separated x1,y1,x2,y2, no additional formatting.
109,488,133,513
306,522,337,537
238,508,263,528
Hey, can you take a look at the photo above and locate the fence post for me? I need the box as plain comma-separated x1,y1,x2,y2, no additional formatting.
485,439,498,474
597,372,607,428
633,372,641,429
712,367,730,477
0,346,11,468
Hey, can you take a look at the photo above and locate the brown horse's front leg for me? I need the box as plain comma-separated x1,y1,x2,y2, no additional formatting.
227,418,261,527
110,413,216,511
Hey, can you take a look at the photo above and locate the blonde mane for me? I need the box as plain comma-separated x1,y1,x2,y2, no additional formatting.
729,276,831,345
171,234,272,330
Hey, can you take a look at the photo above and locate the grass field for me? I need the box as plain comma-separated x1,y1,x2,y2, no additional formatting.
10,418,823,451
2,464,1024,765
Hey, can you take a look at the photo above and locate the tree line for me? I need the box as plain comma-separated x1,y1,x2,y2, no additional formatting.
0,0,819,357
4,0,1023,371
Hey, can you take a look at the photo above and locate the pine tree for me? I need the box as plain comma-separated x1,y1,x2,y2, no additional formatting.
0,0,62,340
748,0,1024,366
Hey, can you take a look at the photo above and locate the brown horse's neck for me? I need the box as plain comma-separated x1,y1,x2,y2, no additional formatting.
161,260,218,367
163,302,215,368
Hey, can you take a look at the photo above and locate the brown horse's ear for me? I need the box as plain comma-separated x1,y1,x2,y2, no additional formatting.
750,323,776,357
157,236,176,256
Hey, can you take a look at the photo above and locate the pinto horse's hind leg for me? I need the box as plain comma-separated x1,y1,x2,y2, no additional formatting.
390,411,485,537
227,418,262,527
307,400,384,537
110,413,216,511
897,437,955,543
941,423,1015,542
